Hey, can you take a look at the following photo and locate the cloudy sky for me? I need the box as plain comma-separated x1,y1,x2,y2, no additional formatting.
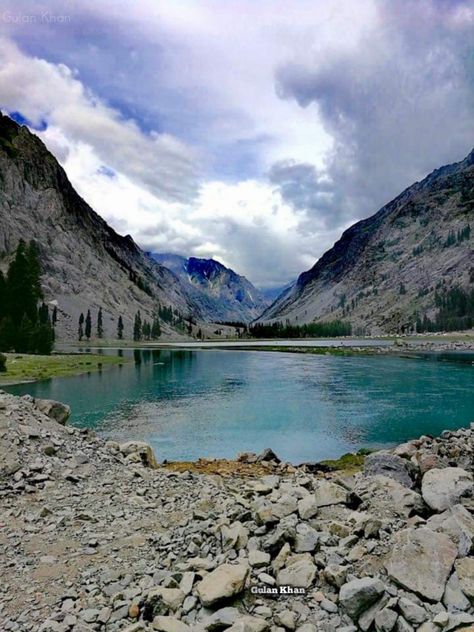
0,0,473,287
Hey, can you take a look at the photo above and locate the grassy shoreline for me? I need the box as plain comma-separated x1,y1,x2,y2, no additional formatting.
0,352,131,386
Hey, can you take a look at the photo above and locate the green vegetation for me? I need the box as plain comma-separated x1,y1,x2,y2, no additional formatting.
117,315,124,340
318,449,371,473
249,320,352,339
417,286,474,332
133,310,162,341
0,352,129,385
443,224,470,248
0,352,6,372
97,307,104,338
0,240,54,354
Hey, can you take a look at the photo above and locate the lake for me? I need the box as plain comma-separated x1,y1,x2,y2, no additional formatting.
4,348,474,464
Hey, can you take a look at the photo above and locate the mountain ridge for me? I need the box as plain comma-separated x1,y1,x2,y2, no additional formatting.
260,148,474,333
0,112,201,339
152,253,270,322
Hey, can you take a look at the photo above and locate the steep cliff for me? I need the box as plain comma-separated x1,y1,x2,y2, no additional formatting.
0,113,199,339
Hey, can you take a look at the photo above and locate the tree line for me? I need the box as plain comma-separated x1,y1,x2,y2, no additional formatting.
249,320,352,339
416,286,474,332
0,240,55,354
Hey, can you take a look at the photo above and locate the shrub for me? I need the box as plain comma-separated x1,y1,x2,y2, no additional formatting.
0,352,6,372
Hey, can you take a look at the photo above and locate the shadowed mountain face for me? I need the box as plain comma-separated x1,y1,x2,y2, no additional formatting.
260,149,474,334
152,253,270,322
0,112,200,339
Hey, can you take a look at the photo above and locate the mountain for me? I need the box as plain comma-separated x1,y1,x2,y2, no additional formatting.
260,149,474,334
152,253,270,322
0,112,200,339
260,281,295,303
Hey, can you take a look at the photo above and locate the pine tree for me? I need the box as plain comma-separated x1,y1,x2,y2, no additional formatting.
151,316,161,339
133,311,142,341
38,302,49,325
52,305,58,326
97,307,104,338
0,271,6,322
0,240,54,354
117,315,124,340
6,240,38,323
78,313,84,341
85,309,92,340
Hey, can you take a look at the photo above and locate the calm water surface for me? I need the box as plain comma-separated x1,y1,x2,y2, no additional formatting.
5,349,474,463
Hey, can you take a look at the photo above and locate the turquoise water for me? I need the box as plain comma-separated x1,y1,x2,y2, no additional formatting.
4,349,474,463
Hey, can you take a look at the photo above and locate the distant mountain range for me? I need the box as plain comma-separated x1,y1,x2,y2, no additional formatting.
260,148,474,334
152,253,270,322
2,111,472,339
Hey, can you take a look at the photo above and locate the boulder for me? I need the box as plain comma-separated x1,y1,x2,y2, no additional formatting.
221,522,248,550
421,467,473,512
257,448,280,463
297,495,319,520
226,616,269,631
144,588,185,616
427,504,474,556
248,550,270,568
276,553,316,588
197,563,249,607
313,480,348,507
443,572,471,611
152,617,190,632
34,398,71,425
339,577,386,620
364,451,415,488
455,557,474,600
397,597,427,625
355,475,424,518
385,527,457,601
119,441,158,468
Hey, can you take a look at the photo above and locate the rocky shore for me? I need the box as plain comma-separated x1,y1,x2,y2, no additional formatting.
1,392,474,632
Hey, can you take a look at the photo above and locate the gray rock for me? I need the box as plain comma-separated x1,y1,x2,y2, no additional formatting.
294,524,319,553
395,617,414,632
297,496,319,520
355,475,424,518
443,572,471,611
119,440,158,468
454,557,474,600
397,597,427,625
276,554,316,588
248,550,271,568
34,398,71,425
339,577,386,620
385,528,457,601
426,504,474,556
197,564,249,607
421,468,473,512
374,607,398,631
313,481,348,507
364,451,415,488
152,616,191,632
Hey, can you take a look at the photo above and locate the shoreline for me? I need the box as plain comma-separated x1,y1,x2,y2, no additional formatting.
2,391,474,631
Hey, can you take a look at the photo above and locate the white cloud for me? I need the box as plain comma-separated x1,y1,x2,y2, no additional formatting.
54,131,323,286
0,38,200,203
0,0,473,288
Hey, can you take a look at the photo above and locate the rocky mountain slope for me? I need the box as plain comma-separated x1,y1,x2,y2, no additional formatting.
2,389,474,631
153,253,270,322
261,149,474,334
0,112,199,340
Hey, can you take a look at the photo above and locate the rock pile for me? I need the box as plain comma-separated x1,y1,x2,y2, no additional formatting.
1,391,474,632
